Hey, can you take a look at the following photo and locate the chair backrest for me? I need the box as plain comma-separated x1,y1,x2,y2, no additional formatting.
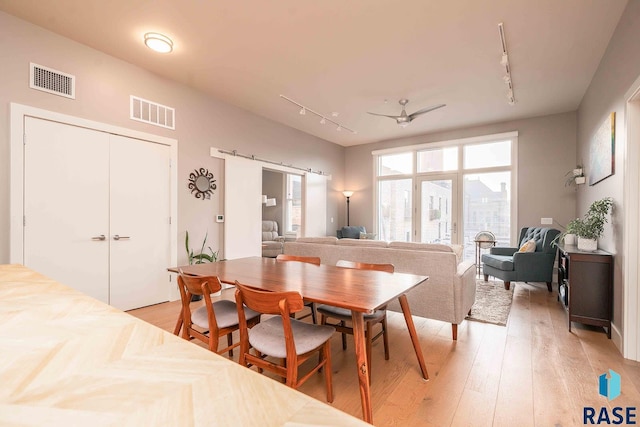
518,227,561,254
234,281,305,316
276,254,321,265
262,220,279,241
177,269,224,333
336,259,395,273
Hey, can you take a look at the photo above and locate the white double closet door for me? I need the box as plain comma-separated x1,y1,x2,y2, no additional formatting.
24,117,171,311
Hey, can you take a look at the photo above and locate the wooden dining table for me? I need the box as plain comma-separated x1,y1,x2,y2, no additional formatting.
169,256,430,424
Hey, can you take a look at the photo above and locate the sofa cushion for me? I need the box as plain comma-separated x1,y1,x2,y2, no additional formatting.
388,241,454,252
295,237,338,244
482,254,514,271
337,226,366,239
262,220,279,241
336,238,388,248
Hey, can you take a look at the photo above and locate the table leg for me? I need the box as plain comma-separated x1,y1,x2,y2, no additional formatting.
351,311,373,424
398,294,429,380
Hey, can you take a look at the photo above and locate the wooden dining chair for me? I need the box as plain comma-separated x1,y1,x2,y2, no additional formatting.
177,269,261,356
234,281,335,402
275,254,320,323
317,260,395,379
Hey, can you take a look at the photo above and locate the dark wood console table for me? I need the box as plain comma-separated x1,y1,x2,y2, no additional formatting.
557,243,613,338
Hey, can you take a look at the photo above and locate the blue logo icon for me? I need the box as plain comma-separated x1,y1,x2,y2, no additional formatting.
599,369,621,401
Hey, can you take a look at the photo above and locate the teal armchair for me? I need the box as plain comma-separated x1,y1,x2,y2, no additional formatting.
482,227,560,291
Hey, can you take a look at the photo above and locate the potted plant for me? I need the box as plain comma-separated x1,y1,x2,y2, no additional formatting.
564,165,586,186
185,230,218,264
563,218,581,245
575,197,613,251
185,231,219,300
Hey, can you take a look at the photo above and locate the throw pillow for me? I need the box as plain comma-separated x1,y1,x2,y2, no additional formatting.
518,239,536,252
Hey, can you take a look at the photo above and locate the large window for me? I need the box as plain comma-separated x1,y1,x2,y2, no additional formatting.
285,174,302,233
374,132,516,261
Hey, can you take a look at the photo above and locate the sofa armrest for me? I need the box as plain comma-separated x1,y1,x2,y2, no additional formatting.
490,247,518,256
454,260,477,323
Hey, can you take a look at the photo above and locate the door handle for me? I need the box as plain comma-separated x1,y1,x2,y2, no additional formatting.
91,235,106,241
113,235,130,241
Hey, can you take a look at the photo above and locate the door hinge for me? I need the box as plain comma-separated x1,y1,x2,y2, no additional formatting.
23,216,26,226
169,216,171,225
23,133,26,145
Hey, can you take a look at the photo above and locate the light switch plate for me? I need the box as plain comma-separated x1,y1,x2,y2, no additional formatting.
216,214,224,223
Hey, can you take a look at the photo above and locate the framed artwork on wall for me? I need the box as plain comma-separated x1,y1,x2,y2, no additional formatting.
589,112,615,186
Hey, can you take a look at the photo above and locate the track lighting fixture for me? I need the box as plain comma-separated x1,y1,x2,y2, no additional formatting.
279,95,357,134
498,23,516,106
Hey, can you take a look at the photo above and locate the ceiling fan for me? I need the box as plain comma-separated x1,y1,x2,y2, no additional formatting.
367,99,446,128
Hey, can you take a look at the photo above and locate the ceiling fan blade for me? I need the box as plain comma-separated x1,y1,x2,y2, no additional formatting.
408,103,446,120
367,111,401,119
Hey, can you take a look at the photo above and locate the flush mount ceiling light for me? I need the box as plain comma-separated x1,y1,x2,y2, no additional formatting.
144,32,173,53
498,23,515,105
279,95,357,134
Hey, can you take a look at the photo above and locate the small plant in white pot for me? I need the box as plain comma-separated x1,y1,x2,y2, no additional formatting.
574,197,613,251
563,218,581,245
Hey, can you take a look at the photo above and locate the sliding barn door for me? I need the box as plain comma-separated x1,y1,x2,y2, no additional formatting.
224,156,262,259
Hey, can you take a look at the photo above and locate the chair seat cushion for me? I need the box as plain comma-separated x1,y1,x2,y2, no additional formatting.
316,304,385,322
248,316,335,358
481,254,514,271
192,299,260,329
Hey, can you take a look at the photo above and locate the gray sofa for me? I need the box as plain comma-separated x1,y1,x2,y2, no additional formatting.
283,237,476,340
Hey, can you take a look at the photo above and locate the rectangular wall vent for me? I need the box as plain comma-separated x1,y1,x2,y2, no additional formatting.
130,95,175,130
29,63,75,99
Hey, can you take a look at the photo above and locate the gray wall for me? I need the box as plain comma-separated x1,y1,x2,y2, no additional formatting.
576,0,640,332
344,111,578,238
262,169,284,228
0,11,345,264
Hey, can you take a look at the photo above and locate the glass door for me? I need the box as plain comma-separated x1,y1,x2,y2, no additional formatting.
416,175,458,244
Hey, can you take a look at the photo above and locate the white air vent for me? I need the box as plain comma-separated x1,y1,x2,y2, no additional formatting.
30,63,75,99
130,95,175,130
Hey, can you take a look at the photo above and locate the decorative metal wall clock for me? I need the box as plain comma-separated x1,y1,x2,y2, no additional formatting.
188,168,217,200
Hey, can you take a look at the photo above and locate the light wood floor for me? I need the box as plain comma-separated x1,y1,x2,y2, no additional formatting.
128,280,640,426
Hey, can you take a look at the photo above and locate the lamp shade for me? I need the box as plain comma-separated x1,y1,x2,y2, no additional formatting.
342,190,354,198
266,198,276,207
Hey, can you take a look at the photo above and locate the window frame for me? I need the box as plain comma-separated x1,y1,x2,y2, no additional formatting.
372,131,518,252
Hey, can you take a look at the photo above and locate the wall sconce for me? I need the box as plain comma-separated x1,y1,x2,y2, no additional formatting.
265,198,277,207
261,194,268,204
342,190,354,226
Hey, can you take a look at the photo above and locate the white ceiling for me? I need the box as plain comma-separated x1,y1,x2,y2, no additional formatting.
0,0,628,146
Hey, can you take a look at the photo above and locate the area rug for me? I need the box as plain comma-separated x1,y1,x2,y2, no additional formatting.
465,279,514,326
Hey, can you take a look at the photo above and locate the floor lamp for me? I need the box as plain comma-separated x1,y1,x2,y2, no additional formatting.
342,191,353,226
